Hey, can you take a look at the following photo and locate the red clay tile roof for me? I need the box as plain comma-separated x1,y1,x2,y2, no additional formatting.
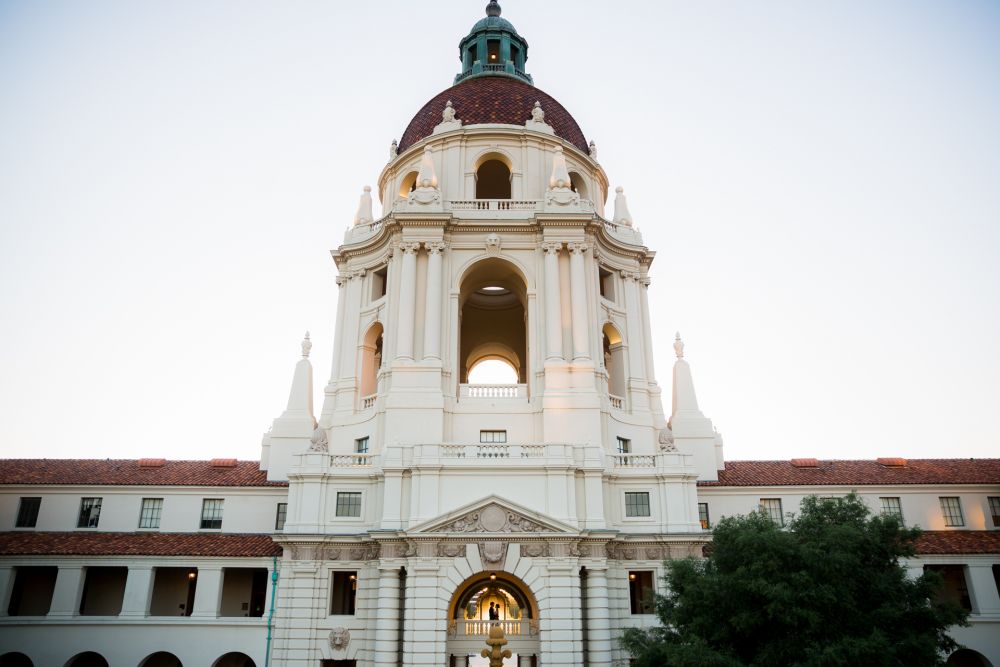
398,76,588,153
0,532,281,557
698,459,1000,487
915,531,1000,555
0,460,287,487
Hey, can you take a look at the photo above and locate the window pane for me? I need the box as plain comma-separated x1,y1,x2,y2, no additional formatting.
698,503,710,529
201,499,224,529
330,571,357,615
336,492,362,518
480,430,507,444
275,503,288,530
16,497,41,528
78,497,102,528
939,497,964,527
759,498,783,526
139,498,163,529
988,497,1000,527
879,497,903,522
617,437,631,454
355,437,369,454
625,492,650,517
629,571,655,614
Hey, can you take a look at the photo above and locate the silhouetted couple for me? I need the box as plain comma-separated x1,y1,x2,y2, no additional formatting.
488,601,500,621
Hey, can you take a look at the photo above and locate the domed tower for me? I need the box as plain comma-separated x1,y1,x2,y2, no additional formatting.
266,4,723,666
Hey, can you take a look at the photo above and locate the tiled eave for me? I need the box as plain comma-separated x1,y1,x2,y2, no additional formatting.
0,532,282,558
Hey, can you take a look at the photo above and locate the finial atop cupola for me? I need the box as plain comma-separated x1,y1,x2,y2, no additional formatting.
456,0,532,85
485,1,502,17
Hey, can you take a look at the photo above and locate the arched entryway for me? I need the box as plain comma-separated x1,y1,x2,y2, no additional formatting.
212,654,255,667
947,649,994,667
446,571,539,667
64,654,108,667
0,653,33,667
139,652,182,667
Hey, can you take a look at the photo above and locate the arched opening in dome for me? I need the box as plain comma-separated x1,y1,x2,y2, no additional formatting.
487,40,501,64
459,259,527,394
399,171,418,198
602,323,626,402
569,171,589,200
476,160,511,199
359,322,384,402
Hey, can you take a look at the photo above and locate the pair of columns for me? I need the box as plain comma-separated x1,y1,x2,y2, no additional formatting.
396,240,447,362
543,241,591,362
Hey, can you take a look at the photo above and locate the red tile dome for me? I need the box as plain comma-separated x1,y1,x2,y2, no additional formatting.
398,76,588,154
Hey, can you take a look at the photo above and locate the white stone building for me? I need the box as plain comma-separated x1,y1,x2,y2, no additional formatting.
1,3,998,667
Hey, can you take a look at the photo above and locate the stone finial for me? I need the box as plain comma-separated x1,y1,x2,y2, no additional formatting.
486,0,501,17
302,331,312,358
589,140,598,159
389,139,398,160
481,623,512,667
308,421,328,453
548,146,572,190
416,146,439,190
613,186,634,226
443,100,456,123
531,101,545,124
353,186,374,226
674,332,684,359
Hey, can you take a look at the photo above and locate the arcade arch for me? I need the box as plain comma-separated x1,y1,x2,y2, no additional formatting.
458,259,528,388
211,654,255,667
0,654,33,667
64,654,108,667
138,653,182,667
446,571,540,665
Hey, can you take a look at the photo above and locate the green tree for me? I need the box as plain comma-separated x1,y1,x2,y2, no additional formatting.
623,494,968,667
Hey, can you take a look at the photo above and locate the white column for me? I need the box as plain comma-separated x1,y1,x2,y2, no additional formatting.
395,242,420,360
337,270,365,381
543,242,564,361
47,566,85,617
639,276,657,383
373,566,402,666
622,271,646,381
568,242,591,361
191,567,222,618
120,566,154,617
586,567,613,666
422,242,446,360
0,566,13,616
326,275,349,389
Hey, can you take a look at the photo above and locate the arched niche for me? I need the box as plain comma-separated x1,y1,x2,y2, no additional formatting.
458,258,528,386
569,171,589,200
475,153,513,199
398,171,418,198
359,321,384,400
602,322,626,399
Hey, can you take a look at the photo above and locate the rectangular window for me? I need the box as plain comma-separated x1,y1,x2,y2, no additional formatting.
624,492,651,518
78,497,102,528
616,437,631,454
355,437,370,454
599,267,615,301
628,571,655,614
939,497,965,527
698,502,710,529
15,497,41,528
371,266,387,301
275,503,288,531
924,564,972,611
139,498,163,529
760,498,784,526
988,497,1000,528
336,492,362,518
480,430,507,444
330,571,357,615
200,498,224,529
879,497,903,522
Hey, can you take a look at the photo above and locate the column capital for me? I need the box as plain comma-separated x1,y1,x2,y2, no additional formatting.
335,275,349,288
620,270,640,282
640,276,651,288
399,241,421,254
349,268,366,281
425,241,448,254
567,242,589,255
541,241,563,254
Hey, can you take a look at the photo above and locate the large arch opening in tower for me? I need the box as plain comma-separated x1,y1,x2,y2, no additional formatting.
475,158,512,199
359,321,384,403
602,322,626,404
459,258,527,396
446,571,540,666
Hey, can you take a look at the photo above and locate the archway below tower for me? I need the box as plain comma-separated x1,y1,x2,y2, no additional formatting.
445,571,540,665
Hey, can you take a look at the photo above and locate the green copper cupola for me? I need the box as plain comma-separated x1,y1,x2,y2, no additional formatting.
455,1,533,85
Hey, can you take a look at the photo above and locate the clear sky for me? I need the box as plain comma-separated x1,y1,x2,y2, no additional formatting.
1,1,998,462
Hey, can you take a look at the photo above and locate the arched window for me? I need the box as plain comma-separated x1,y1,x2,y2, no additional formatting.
569,171,589,200
399,171,418,198
359,322,384,401
476,159,511,199
468,358,519,385
603,323,626,402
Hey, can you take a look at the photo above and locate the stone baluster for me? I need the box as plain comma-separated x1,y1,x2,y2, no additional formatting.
423,242,447,360
568,242,590,361
395,242,421,360
542,242,564,361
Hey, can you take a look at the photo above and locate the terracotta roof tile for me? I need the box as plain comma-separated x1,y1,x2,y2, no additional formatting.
0,531,281,557
698,459,1000,487
398,76,588,153
0,459,287,487
915,531,1000,555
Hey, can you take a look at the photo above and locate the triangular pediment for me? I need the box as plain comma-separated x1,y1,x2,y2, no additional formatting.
410,495,577,535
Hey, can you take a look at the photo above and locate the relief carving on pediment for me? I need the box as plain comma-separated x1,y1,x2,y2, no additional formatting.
441,503,544,534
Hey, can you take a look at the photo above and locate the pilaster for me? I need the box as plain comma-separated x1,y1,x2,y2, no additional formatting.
47,565,85,617
120,565,154,617
191,566,222,618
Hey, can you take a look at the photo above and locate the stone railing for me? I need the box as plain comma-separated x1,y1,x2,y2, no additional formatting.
460,384,527,399
608,394,624,410
330,453,375,468
450,199,539,212
452,619,532,637
609,453,657,468
438,444,547,460
360,394,377,410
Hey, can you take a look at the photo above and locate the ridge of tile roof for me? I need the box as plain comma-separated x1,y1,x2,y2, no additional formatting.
0,459,288,487
0,531,281,557
698,458,1000,487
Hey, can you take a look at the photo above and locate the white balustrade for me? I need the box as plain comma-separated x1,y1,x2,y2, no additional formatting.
330,453,374,468
611,453,656,468
457,619,527,637
361,394,377,410
460,384,526,399
519,445,545,459
441,445,467,459
477,444,510,459
449,200,539,212
608,394,624,410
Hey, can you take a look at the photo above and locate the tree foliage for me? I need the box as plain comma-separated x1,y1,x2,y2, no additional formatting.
623,494,968,667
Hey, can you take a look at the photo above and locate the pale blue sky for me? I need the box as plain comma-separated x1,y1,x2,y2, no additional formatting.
1,1,998,461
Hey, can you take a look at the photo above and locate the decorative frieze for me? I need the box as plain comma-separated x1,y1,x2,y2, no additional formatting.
286,541,380,562
441,503,543,533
